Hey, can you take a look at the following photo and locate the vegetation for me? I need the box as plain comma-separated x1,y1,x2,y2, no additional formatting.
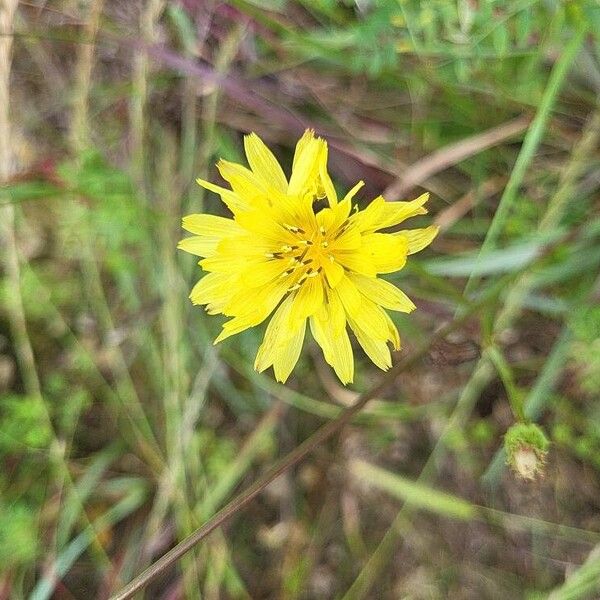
1,1,600,598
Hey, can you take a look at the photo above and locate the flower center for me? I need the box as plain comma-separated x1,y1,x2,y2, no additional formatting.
265,222,338,291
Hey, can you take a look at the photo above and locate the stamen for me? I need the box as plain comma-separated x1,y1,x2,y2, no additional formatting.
279,269,295,278
321,241,329,248
288,283,301,292
280,245,294,253
283,224,305,234
306,270,320,278
298,269,312,283
319,226,326,235
334,223,349,239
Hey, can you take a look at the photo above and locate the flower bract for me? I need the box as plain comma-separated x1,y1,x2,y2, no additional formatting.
179,130,438,384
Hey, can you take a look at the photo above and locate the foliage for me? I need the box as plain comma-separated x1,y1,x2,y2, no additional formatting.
1,0,599,598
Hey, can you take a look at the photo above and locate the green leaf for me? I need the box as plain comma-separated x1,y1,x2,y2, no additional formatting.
350,459,476,520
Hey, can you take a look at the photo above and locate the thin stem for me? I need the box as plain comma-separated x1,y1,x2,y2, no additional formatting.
461,22,587,300
486,345,525,422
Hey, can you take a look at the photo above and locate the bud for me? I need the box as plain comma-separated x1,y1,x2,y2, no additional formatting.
504,423,550,480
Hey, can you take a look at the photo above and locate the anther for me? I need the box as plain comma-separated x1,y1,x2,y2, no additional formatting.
288,283,301,292
298,269,312,283
321,241,329,248
279,269,295,278
319,226,326,235
283,224,305,234
306,270,320,278
334,224,349,239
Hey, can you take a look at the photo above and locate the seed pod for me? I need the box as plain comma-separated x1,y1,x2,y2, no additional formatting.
504,422,550,480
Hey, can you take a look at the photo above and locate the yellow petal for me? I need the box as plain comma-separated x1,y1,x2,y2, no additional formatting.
334,248,377,277
290,275,324,323
348,316,392,371
327,286,347,334
178,235,218,257
383,310,401,350
196,177,248,213
330,225,361,251
217,159,267,202
235,210,290,241
273,319,306,383
288,133,323,197
189,272,232,306
292,129,315,172
200,253,250,273
240,259,288,287
309,316,354,384
329,327,354,384
309,314,332,361
224,277,289,319
349,274,416,313
182,214,241,237
244,133,288,193
315,286,346,333
335,275,361,315
341,180,365,204
395,225,439,254
214,313,263,344
321,257,344,288
255,295,296,372
318,144,337,206
361,233,408,274
217,235,275,256
316,196,350,232
216,280,289,343
377,192,430,229
344,293,389,341
351,194,385,232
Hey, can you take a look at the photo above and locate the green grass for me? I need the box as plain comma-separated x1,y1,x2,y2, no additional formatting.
1,1,600,598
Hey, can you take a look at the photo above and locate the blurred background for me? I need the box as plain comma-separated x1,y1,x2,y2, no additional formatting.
1,1,600,598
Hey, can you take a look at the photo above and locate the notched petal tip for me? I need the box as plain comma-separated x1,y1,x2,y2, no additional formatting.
213,330,227,345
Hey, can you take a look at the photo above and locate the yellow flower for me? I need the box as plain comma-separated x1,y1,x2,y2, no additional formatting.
179,130,438,384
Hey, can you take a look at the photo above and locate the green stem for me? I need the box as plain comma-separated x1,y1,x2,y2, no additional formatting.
486,345,525,422
462,22,588,300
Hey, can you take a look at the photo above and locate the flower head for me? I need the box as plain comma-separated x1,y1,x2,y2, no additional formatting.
179,130,438,384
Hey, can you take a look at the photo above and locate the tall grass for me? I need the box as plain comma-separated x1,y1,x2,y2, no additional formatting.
1,2,600,599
